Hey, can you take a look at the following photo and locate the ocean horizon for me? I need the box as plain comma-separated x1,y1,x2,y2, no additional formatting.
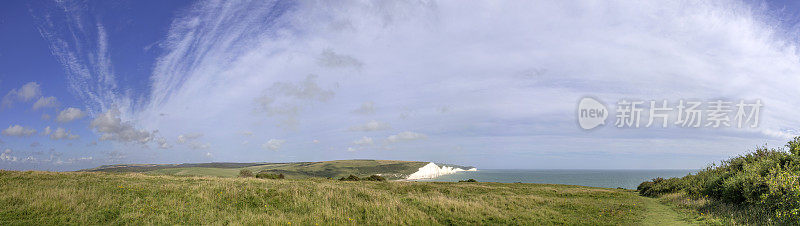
418,169,697,189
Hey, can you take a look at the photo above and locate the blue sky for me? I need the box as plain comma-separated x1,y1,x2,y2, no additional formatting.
1,0,800,171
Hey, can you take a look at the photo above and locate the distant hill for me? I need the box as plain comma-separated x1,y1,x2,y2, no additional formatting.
80,160,434,180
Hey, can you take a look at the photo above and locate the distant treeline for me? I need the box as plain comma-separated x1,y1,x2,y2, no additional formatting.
638,137,800,224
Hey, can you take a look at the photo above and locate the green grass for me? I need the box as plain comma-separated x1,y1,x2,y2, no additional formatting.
0,170,698,225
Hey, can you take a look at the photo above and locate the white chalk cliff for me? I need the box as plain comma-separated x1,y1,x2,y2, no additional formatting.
406,162,476,180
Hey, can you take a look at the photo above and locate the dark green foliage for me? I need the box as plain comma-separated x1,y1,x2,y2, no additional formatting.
339,174,360,181
459,179,477,182
637,177,683,197
256,172,285,179
238,169,253,178
362,175,387,181
637,137,800,223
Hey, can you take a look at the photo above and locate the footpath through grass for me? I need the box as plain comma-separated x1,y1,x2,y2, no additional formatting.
0,171,695,225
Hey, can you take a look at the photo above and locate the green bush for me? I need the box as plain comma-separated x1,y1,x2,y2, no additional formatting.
637,177,682,197
339,175,359,181
238,169,253,178
459,179,478,182
788,136,800,156
255,172,285,179
637,137,800,223
763,167,800,222
362,175,387,181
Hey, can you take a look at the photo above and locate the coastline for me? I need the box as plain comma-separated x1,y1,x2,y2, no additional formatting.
401,162,477,181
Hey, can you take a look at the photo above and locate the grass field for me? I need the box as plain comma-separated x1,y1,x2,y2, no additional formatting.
0,170,705,225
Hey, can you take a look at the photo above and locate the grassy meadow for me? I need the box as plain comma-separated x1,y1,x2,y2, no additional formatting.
0,170,700,225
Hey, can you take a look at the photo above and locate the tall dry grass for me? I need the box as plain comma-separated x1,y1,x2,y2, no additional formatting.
1,170,656,225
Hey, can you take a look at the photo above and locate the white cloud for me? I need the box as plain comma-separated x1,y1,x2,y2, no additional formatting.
177,133,203,144
262,139,285,151
387,131,427,143
22,156,37,163
41,126,52,136
168,134,208,149
348,120,391,132
89,109,153,144
56,107,86,123
156,137,172,149
50,127,79,140
352,101,375,114
1,149,18,162
312,139,320,144
32,96,58,110
353,136,373,146
2,82,42,108
346,147,356,152
239,131,254,137
1,125,36,137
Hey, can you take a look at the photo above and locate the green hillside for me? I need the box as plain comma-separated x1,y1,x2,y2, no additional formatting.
81,160,431,180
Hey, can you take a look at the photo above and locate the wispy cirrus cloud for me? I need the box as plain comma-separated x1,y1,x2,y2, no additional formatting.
30,1,123,115
29,0,800,169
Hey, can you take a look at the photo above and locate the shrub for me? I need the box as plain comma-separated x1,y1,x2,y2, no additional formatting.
339,175,359,181
238,169,253,178
636,137,800,223
255,172,285,179
459,179,477,182
788,136,800,156
637,177,682,197
763,167,800,223
362,175,386,181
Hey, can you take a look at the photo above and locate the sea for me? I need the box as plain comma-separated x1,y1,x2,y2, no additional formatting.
417,169,696,189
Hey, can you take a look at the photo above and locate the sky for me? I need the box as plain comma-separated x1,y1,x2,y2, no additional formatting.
1,0,800,171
